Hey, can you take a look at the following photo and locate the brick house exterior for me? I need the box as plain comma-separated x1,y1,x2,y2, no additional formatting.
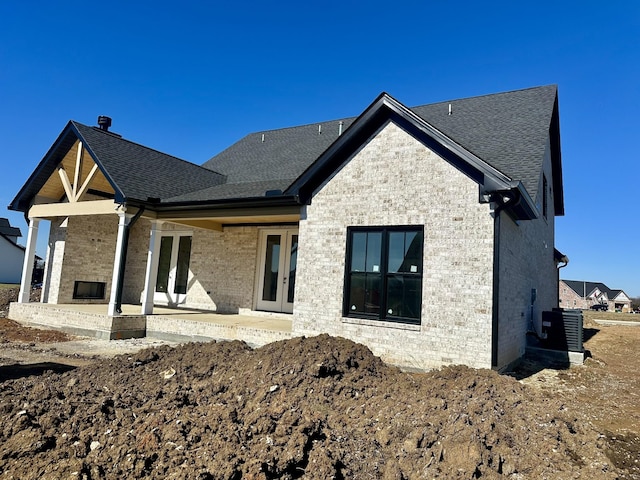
9,85,564,371
560,280,631,312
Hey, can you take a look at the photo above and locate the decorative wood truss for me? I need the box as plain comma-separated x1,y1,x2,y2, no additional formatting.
29,140,118,218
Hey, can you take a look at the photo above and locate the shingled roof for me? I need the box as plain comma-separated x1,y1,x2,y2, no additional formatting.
71,123,227,203
0,218,22,238
11,85,562,215
192,85,561,213
10,123,227,211
563,280,627,299
410,85,559,204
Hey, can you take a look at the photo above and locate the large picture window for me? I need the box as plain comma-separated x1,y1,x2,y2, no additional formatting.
344,226,423,324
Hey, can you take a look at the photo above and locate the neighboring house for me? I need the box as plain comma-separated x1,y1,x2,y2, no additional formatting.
9,85,564,371
0,218,25,284
560,280,632,312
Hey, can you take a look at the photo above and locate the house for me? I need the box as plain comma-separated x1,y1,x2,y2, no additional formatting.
560,280,632,312
0,218,25,284
8,85,564,371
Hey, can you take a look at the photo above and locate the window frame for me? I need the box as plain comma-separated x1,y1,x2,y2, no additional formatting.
343,225,424,325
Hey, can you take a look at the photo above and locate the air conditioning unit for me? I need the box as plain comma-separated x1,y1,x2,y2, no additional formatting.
541,308,583,353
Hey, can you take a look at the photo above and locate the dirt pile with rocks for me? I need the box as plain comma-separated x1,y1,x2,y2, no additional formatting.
0,333,619,479
0,287,41,318
1,288,638,479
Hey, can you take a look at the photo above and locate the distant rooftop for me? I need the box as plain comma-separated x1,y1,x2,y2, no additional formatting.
0,218,22,238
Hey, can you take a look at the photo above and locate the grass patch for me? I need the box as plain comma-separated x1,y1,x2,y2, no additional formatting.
582,309,640,322
0,284,20,290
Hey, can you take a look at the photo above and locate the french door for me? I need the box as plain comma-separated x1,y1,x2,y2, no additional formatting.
256,229,298,313
154,233,192,306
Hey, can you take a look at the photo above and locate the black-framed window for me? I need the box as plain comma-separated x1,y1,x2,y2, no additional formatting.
344,226,423,324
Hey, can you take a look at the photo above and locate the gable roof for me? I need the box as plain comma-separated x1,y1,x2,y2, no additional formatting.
197,85,562,216
562,280,629,300
10,122,227,212
11,85,562,217
0,218,22,238
563,280,605,298
284,91,537,220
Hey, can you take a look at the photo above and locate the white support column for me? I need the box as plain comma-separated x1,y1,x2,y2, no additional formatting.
108,212,130,316
18,218,40,303
141,220,163,315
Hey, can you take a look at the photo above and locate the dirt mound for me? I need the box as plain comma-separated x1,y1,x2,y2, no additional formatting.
0,287,41,316
0,334,617,479
0,287,19,318
1,287,73,343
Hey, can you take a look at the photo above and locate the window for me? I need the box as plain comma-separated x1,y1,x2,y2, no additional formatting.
344,226,423,324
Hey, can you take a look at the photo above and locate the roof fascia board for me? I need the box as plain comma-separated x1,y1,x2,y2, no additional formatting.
286,93,516,203
506,181,538,220
9,121,76,212
138,194,302,214
154,203,302,221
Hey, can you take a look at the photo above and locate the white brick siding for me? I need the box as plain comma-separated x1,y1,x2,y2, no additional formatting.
293,121,496,370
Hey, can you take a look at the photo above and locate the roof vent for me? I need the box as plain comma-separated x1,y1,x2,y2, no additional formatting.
97,116,112,131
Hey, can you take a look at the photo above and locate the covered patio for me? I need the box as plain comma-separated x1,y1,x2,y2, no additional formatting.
8,302,293,346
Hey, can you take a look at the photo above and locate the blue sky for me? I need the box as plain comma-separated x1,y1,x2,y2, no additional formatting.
1,1,638,296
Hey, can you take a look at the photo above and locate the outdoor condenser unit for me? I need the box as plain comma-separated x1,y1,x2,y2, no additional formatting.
541,308,584,353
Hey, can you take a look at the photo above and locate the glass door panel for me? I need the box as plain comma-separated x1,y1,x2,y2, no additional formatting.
286,235,298,305
174,236,192,295
256,229,298,313
261,235,281,302
155,236,173,293
154,233,192,306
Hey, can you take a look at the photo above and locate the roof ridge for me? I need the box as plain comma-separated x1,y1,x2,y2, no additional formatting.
427,84,557,106
241,85,556,137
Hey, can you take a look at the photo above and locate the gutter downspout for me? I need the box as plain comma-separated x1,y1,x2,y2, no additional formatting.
114,206,145,314
490,192,514,369
557,255,569,309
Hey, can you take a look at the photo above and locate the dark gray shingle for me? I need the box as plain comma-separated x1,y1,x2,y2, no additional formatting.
73,123,227,202
199,85,557,203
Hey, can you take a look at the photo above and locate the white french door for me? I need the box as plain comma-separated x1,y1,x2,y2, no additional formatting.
154,232,192,306
256,229,298,313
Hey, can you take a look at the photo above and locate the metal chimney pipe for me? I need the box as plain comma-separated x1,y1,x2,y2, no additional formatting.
97,116,112,131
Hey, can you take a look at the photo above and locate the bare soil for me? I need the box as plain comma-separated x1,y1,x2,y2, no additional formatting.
1,287,639,479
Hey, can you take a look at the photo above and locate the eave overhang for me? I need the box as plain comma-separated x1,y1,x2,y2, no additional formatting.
123,194,303,228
